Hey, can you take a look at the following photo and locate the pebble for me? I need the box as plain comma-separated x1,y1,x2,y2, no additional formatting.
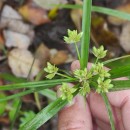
4,30,31,49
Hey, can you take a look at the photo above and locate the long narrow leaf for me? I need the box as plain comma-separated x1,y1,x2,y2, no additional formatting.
20,85,79,130
56,4,82,9
39,89,56,101
81,0,92,69
109,65,130,79
11,56,36,129
103,55,130,65
0,86,57,102
0,73,26,83
92,6,130,21
20,97,67,130
58,4,130,21
111,80,130,91
0,78,76,90
10,99,21,130
101,93,115,130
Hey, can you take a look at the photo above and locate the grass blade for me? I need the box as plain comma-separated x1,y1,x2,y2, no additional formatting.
109,65,130,79
11,57,36,130
0,78,76,90
56,4,82,9
0,73,26,83
58,4,130,21
0,85,57,102
92,6,130,21
20,85,79,130
80,0,92,69
39,89,56,101
103,55,130,65
10,99,21,130
101,93,115,130
111,80,130,91
20,98,68,130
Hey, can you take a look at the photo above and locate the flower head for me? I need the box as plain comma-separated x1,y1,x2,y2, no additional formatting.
79,81,90,96
64,29,83,44
92,46,107,59
96,78,113,93
92,63,110,79
60,83,77,102
74,68,92,82
44,62,58,79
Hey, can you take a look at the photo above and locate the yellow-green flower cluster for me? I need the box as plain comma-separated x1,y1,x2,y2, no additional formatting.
91,46,113,93
92,46,107,59
74,68,92,82
74,68,92,96
60,83,77,102
44,62,58,79
92,63,110,79
96,78,113,93
79,81,90,96
64,29,83,44
44,43,113,102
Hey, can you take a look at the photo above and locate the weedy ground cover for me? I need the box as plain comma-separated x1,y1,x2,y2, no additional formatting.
1,0,130,130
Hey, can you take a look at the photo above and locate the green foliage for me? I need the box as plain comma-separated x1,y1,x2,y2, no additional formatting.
9,99,20,121
57,4,130,21
20,98,68,130
2,0,130,130
101,93,115,130
19,111,36,128
80,0,92,68
0,93,7,115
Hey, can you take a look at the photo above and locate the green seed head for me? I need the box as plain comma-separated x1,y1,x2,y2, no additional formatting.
44,62,58,79
64,29,83,44
96,78,113,93
60,83,77,102
92,45,107,59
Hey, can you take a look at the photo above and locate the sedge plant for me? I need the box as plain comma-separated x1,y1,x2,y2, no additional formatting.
1,0,130,130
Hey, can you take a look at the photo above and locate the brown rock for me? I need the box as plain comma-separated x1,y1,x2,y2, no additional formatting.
19,4,50,25
35,44,50,68
50,49,68,65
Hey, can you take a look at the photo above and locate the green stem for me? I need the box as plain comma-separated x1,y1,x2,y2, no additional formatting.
34,68,45,110
59,69,72,76
81,0,92,69
57,73,72,79
34,92,41,110
95,58,99,64
101,93,115,130
74,43,81,62
10,55,36,129
35,68,45,81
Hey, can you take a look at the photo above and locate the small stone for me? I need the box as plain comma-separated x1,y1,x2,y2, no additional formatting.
4,30,31,49
8,49,40,79
33,0,67,10
19,4,50,25
119,22,130,52
0,18,33,34
50,49,68,65
1,5,22,19
35,43,50,68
